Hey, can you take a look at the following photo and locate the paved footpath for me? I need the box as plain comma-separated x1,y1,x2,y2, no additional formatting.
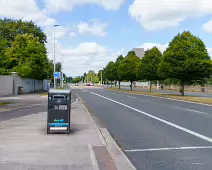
0,97,135,169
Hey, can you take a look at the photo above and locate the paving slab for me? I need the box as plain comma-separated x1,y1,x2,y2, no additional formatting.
0,101,103,170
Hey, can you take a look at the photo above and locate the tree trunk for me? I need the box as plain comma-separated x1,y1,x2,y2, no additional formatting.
111,81,112,88
130,81,133,90
119,81,120,89
150,81,152,92
181,81,185,96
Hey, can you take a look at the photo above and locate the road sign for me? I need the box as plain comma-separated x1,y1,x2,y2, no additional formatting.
54,72,60,78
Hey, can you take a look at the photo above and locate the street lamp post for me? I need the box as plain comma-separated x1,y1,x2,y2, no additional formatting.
61,55,64,88
53,24,60,89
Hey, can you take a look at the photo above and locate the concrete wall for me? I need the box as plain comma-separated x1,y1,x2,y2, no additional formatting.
120,81,212,93
0,75,50,96
14,77,44,94
151,84,212,93
0,75,13,96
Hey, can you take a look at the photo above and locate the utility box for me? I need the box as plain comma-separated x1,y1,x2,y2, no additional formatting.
47,89,71,134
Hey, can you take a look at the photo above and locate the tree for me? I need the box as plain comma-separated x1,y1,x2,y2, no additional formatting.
0,18,47,75
159,31,212,96
105,61,115,88
138,47,162,92
72,77,82,83
0,18,47,45
114,55,124,89
6,34,49,80
85,70,99,83
55,62,62,72
118,51,140,90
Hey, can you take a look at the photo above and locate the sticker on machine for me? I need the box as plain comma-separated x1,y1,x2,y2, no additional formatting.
59,105,67,110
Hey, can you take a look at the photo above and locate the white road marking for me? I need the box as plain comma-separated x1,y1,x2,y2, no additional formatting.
191,163,202,165
72,98,78,105
79,88,88,92
173,106,208,115
112,93,116,95
90,92,212,143
37,112,47,114
128,96,136,99
125,146,212,152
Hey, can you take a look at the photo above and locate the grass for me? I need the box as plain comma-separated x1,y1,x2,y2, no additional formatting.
0,102,13,106
107,88,212,105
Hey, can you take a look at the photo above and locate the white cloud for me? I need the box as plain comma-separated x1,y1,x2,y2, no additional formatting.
0,0,56,26
70,32,77,37
45,26,69,40
202,20,212,33
50,42,125,76
129,0,212,31
138,43,169,53
138,43,212,59
77,20,107,36
43,0,125,13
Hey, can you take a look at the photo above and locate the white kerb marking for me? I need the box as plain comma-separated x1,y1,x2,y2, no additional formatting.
125,146,212,152
128,96,136,99
174,106,208,115
90,92,212,143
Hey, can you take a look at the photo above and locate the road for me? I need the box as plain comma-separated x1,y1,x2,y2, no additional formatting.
74,87,212,170
104,85,212,98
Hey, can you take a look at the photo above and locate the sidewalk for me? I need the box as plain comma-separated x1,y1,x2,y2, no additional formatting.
0,99,135,169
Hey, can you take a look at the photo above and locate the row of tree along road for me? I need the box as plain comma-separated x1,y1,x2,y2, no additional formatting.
101,31,212,96
0,18,65,83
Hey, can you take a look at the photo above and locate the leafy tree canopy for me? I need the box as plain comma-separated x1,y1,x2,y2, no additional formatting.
114,55,124,81
159,31,212,95
6,34,49,80
139,47,162,81
105,61,115,81
72,77,82,83
0,18,47,46
118,52,140,84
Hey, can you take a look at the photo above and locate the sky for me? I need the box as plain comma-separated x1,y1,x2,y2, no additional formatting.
1,0,212,77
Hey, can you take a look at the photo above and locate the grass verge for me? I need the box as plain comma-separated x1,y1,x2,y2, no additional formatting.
107,88,212,105
0,102,13,106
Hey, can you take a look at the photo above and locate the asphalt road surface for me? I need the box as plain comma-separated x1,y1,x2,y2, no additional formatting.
105,85,212,98
74,87,212,170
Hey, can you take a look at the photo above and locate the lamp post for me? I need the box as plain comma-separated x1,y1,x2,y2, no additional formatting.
61,55,64,88
53,24,60,88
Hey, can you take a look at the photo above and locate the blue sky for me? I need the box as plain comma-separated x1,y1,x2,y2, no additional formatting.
0,0,212,77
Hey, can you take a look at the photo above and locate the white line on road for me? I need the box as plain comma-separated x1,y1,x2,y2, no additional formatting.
173,106,208,115
79,88,88,92
72,98,78,105
125,146,212,152
128,96,136,99
112,93,116,95
90,92,212,143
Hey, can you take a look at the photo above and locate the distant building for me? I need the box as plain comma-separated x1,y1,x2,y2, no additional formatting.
133,48,145,59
